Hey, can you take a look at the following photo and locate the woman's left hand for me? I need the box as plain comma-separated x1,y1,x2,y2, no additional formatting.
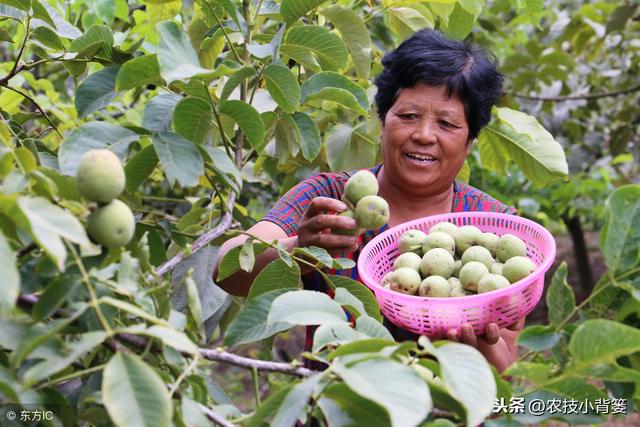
446,318,525,373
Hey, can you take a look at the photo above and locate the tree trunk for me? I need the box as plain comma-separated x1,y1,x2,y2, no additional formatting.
562,214,594,297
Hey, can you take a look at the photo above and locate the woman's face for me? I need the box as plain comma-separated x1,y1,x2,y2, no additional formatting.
380,83,470,196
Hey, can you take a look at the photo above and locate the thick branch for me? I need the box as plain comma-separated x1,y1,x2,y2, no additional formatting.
198,347,314,377
152,192,236,277
509,82,640,102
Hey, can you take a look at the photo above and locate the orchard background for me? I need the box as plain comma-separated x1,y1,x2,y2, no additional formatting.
0,0,639,426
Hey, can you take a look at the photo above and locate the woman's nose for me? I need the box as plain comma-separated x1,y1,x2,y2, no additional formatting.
411,120,437,144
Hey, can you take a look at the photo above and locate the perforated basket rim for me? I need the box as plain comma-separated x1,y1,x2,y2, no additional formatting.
357,211,557,301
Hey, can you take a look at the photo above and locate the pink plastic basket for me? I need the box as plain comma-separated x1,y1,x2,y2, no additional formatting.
357,212,556,338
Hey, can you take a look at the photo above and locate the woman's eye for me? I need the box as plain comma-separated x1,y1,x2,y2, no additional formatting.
439,120,457,128
399,113,418,120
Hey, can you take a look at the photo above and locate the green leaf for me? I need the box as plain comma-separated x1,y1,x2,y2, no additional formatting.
263,64,301,113
200,146,242,192
221,66,256,100
0,0,28,12
442,3,476,40
30,26,63,50
301,71,368,110
70,24,114,62
546,262,575,327
115,54,162,91
292,246,334,268
102,353,172,427
333,358,431,427
143,93,182,132
238,238,256,272
93,0,116,24
0,231,19,314
388,7,434,40
321,6,371,79
271,375,324,427
13,197,90,270
600,185,640,276
282,25,349,72
569,319,640,364
75,66,120,118
333,287,365,317
318,383,391,427
223,289,293,347
173,96,213,144
247,258,301,302
293,112,321,161
125,145,159,192
267,290,347,326
138,325,198,355
281,0,331,23
606,4,637,34
424,341,496,427
245,384,294,427
313,323,369,352
517,325,561,351
478,107,568,187
219,100,265,149
326,274,382,322
355,315,393,340
23,331,108,387
157,20,212,81
30,0,55,28
100,296,168,326
504,361,551,384
328,339,399,361
58,122,138,175
32,275,81,321
151,132,204,187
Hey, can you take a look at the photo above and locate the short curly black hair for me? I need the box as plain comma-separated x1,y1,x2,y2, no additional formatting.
374,29,503,140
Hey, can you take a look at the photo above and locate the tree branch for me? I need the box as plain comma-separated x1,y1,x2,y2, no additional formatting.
198,347,314,377
0,84,63,138
0,15,30,86
509,82,640,102
199,404,239,427
152,192,236,278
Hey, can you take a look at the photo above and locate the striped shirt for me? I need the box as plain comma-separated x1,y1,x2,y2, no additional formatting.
262,164,516,363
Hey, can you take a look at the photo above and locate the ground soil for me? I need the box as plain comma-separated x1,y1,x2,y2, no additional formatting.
211,231,639,425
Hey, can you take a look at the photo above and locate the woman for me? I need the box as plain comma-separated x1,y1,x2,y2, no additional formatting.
216,29,523,372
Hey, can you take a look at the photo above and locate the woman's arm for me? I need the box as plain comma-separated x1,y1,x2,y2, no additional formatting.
214,198,359,297
214,221,296,297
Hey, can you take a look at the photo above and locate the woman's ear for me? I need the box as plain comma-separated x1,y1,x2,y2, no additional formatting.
465,138,475,156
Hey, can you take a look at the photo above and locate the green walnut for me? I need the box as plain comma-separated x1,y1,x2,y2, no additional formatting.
422,231,455,256
428,221,459,239
502,256,536,284
332,209,362,236
418,276,451,297
459,261,489,292
477,274,510,294
343,170,378,207
449,287,467,297
496,234,527,263
393,252,422,272
455,225,482,256
76,149,125,203
490,262,504,276
452,259,463,278
398,229,427,255
479,232,499,257
390,267,422,295
354,195,389,230
87,199,135,248
461,245,495,270
380,272,394,289
420,248,455,279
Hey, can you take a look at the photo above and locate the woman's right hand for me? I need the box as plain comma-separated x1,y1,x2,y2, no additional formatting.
297,197,360,256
